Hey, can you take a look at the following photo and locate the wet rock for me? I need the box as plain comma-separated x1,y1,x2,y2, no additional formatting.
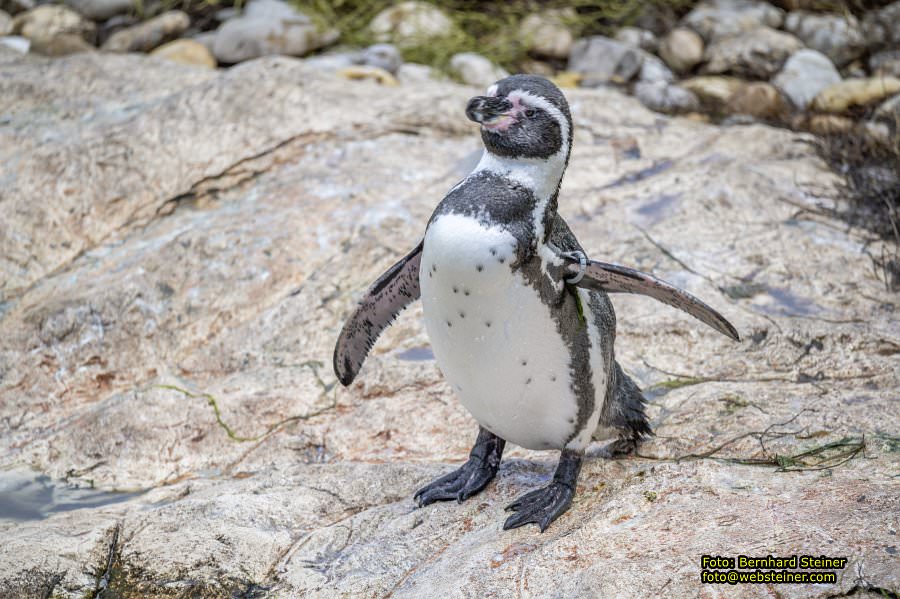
634,80,699,114
211,0,338,64
150,38,216,68
30,31,94,55
726,81,788,120
568,36,643,86
680,75,744,111
810,77,900,113
369,1,453,48
658,27,703,74
102,10,189,53
11,5,95,43
869,50,900,78
0,34,27,52
783,11,866,67
64,0,131,21
449,52,508,88
682,0,784,42
703,26,802,79
519,8,575,59
0,9,10,35
772,49,841,110
862,1,900,50
361,42,401,74
638,52,675,84
614,26,657,52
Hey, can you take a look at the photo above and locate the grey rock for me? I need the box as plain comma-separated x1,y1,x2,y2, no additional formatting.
191,30,216,53
614,26,658,52
682,0,784,42
369,1,453,48
64,0,132,21
0,52,897,598
0,9,10,35
783,11,866,67
396,61,436,84
0,33,27,52
773,49,841,110
862,1,900,49
361,42,401,74
11,5,95,43
568,36,644,86
703,26,802,79
659,27,704,74
449,52,508,88
211,0,338,64
638,52,675,83
102,10,189,52
869,49,900,78
634,80,699,114
519,8,575,59
302,50,359,72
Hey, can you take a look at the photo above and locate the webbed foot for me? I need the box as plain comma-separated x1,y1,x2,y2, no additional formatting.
415,427,505,506
503,449,582,532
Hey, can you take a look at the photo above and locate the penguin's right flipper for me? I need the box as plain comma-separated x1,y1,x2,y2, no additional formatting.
333,241,423,386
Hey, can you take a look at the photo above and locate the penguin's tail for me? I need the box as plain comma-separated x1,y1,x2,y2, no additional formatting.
612,361,653,443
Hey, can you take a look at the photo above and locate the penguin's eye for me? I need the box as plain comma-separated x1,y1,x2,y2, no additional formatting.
523,108,536,118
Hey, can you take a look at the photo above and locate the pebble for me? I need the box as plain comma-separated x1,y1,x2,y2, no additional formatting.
658,27,703,74
102,10,189,52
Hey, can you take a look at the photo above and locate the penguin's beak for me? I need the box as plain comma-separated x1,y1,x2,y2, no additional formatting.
466,96,514,129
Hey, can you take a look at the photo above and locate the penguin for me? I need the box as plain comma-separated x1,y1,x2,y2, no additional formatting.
333,75,739,532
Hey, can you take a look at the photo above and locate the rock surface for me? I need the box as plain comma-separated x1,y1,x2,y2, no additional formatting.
0,9,10,35
568,36,644,86
725,81,788,119
773,48,841,110
0,52,898,598
634,80,699,114
361,42,401,74
703,26,802,79
102,10,189,53
211,0,339,64
449,52,508,88
679,75,744,111
614,26,657,53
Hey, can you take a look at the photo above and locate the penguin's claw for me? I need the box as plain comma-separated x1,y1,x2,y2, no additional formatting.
502,482,575,532
414,458,499,507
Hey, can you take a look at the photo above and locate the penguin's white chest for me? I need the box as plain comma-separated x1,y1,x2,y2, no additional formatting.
420,213,580,450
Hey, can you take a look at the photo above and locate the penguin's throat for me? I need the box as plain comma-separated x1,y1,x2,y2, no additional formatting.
474,149,567,205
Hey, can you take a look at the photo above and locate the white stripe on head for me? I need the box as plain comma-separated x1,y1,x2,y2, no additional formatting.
506,89,571,155
485,83,499,97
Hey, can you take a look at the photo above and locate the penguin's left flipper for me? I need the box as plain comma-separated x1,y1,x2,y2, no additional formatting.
333,241,423,386
554,248,740,342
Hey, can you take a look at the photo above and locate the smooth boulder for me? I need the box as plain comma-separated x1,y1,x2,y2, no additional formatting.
368,1,452,47
658,27,704,74
568,36,644,86
519,8,575,59
449,52,509,88
682,0,784,41
703,26,802,79
783,11,866,67
773,49,841,110
102,10,189,53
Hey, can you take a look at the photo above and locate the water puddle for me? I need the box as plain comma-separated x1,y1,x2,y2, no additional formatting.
0,468,141,522
395,346,434,361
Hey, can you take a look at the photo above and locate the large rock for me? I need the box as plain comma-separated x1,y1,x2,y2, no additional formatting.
0,52,897,598
810,77,900,113
519,8,575,59
682,0,784,41
212,0,339,63
773,49,841,110
64,0,132,21
449,52,508,88
568,36,643,86
11,5,95,43
369,0,453,48
783,11,866,67
703,26,802,79
658,27,703,74
102,10,189,53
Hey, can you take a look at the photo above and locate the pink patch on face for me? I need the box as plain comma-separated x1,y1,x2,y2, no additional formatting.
482,94,526,132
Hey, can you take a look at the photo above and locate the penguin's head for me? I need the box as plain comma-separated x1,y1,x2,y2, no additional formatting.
465,75,572,161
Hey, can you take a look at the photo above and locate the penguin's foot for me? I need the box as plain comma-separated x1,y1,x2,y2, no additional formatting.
503,449,583,532
415,427,505,507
